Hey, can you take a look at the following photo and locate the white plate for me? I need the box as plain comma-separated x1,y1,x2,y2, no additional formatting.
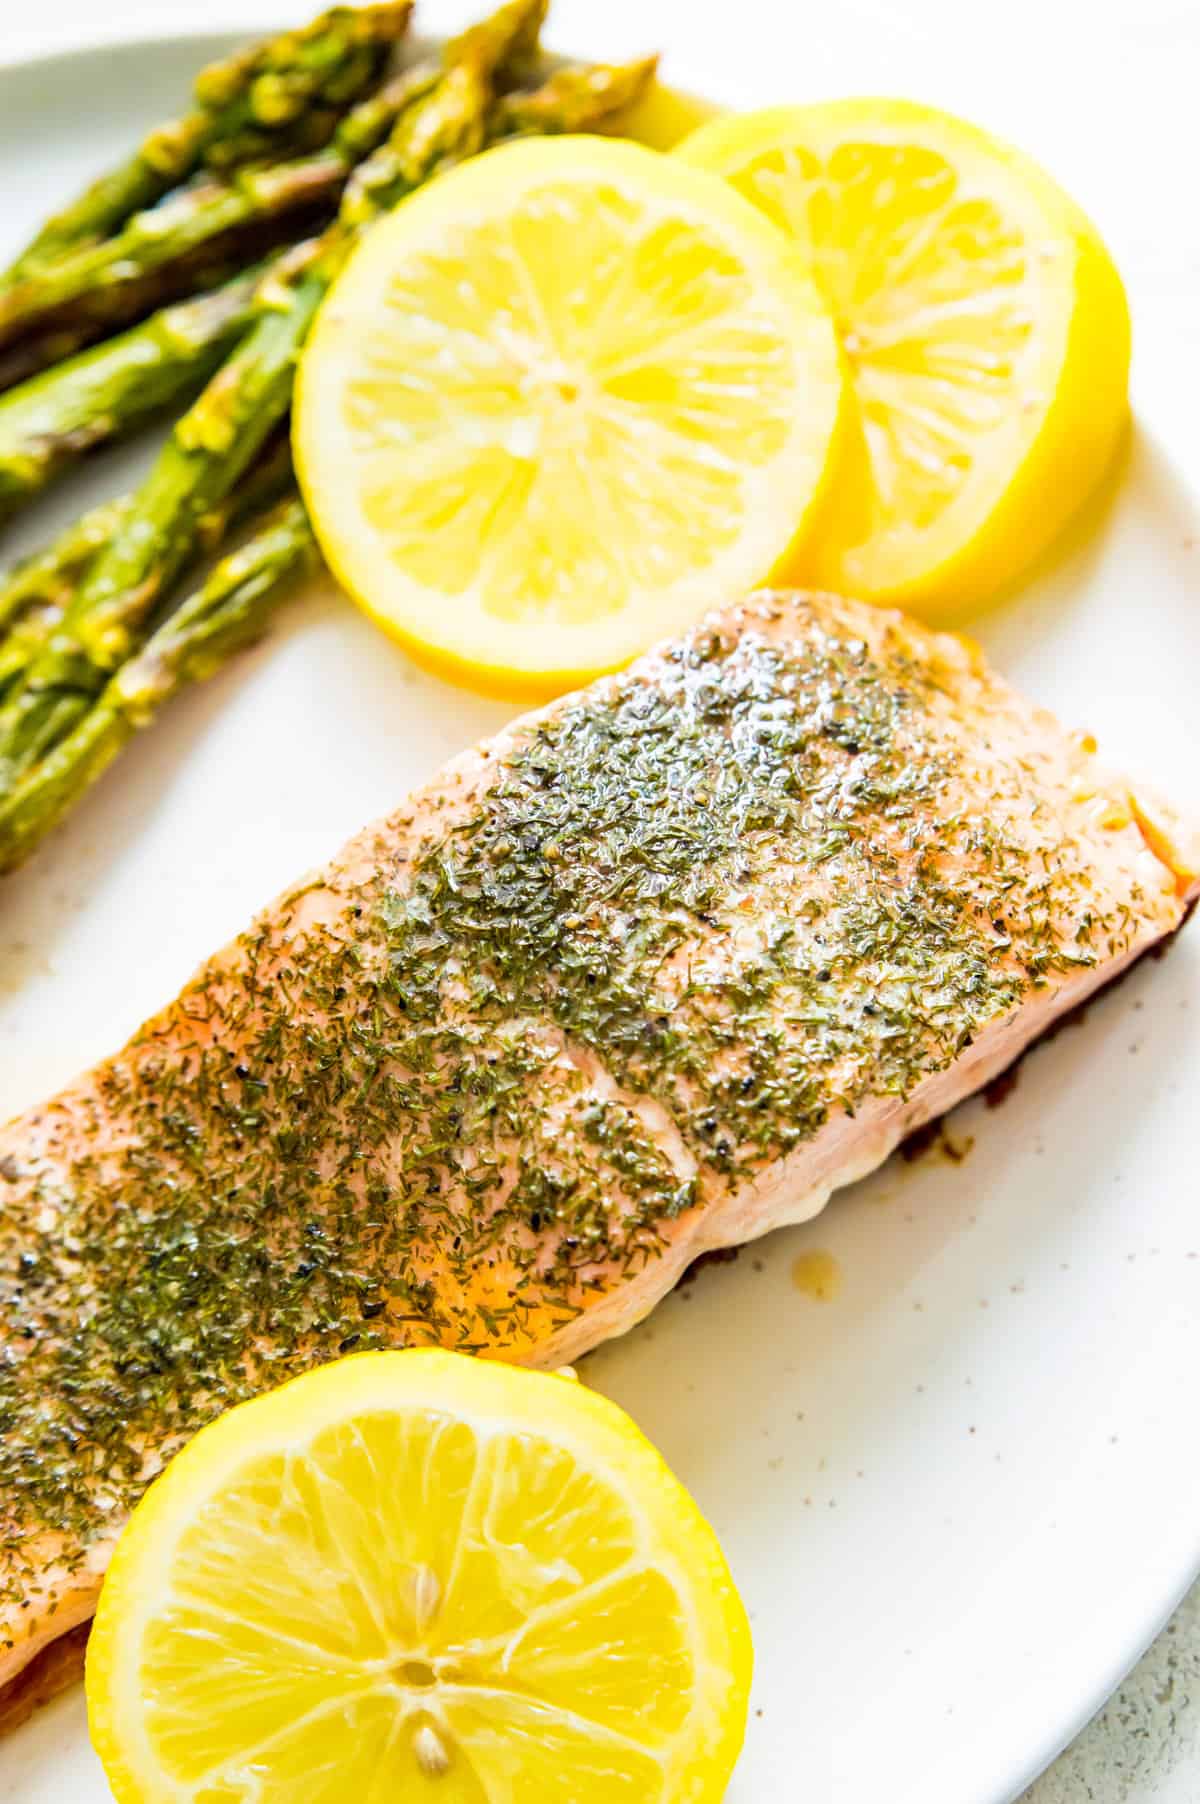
1,14,1198,1804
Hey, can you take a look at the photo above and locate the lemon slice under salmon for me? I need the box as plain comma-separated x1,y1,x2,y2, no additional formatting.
86,1350,753,1804
294,133,844,698
678,100,1131,617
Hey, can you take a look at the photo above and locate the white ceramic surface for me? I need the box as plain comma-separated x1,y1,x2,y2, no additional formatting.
1,11,1198,1804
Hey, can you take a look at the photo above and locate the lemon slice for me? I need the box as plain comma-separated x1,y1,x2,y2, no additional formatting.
86,1351,752,1804
679,100,1131,616
294,134,844,698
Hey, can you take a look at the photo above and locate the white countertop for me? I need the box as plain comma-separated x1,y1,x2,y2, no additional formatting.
4,2,1198,1799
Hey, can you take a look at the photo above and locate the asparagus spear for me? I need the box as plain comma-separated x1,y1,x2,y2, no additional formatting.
0,270,264,525
0,496,319,873
476,0,547,89
2,4,413,284
0,0,545,796
0,436,295,698
493,54,659,137
0,61,437,370
0,500,125,639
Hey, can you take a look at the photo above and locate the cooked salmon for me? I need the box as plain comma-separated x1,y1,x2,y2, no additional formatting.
2,589,1196,1700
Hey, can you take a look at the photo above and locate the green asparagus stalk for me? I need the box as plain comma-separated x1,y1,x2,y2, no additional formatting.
0,0,546,797
0,61,438,369
493,54,659,137
0,496,318,872
308,0,550,235
0,270,264,525
0,262,258,398
0,435,295,698
0,500,126,638
2,4,413,285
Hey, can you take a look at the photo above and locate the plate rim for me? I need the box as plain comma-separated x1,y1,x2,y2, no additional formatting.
0,24,1197,1804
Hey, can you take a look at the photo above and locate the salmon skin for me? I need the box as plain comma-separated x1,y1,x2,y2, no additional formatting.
1,588,1197,1695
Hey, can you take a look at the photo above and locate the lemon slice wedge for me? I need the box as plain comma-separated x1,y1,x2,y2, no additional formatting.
86,1350,752,1803
294,134,844,698
679,100,1131,617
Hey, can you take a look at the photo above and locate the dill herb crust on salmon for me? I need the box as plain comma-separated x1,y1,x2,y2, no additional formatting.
1,588,1196,1695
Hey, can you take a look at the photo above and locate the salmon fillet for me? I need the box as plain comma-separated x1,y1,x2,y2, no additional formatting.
2,588,1197,1699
